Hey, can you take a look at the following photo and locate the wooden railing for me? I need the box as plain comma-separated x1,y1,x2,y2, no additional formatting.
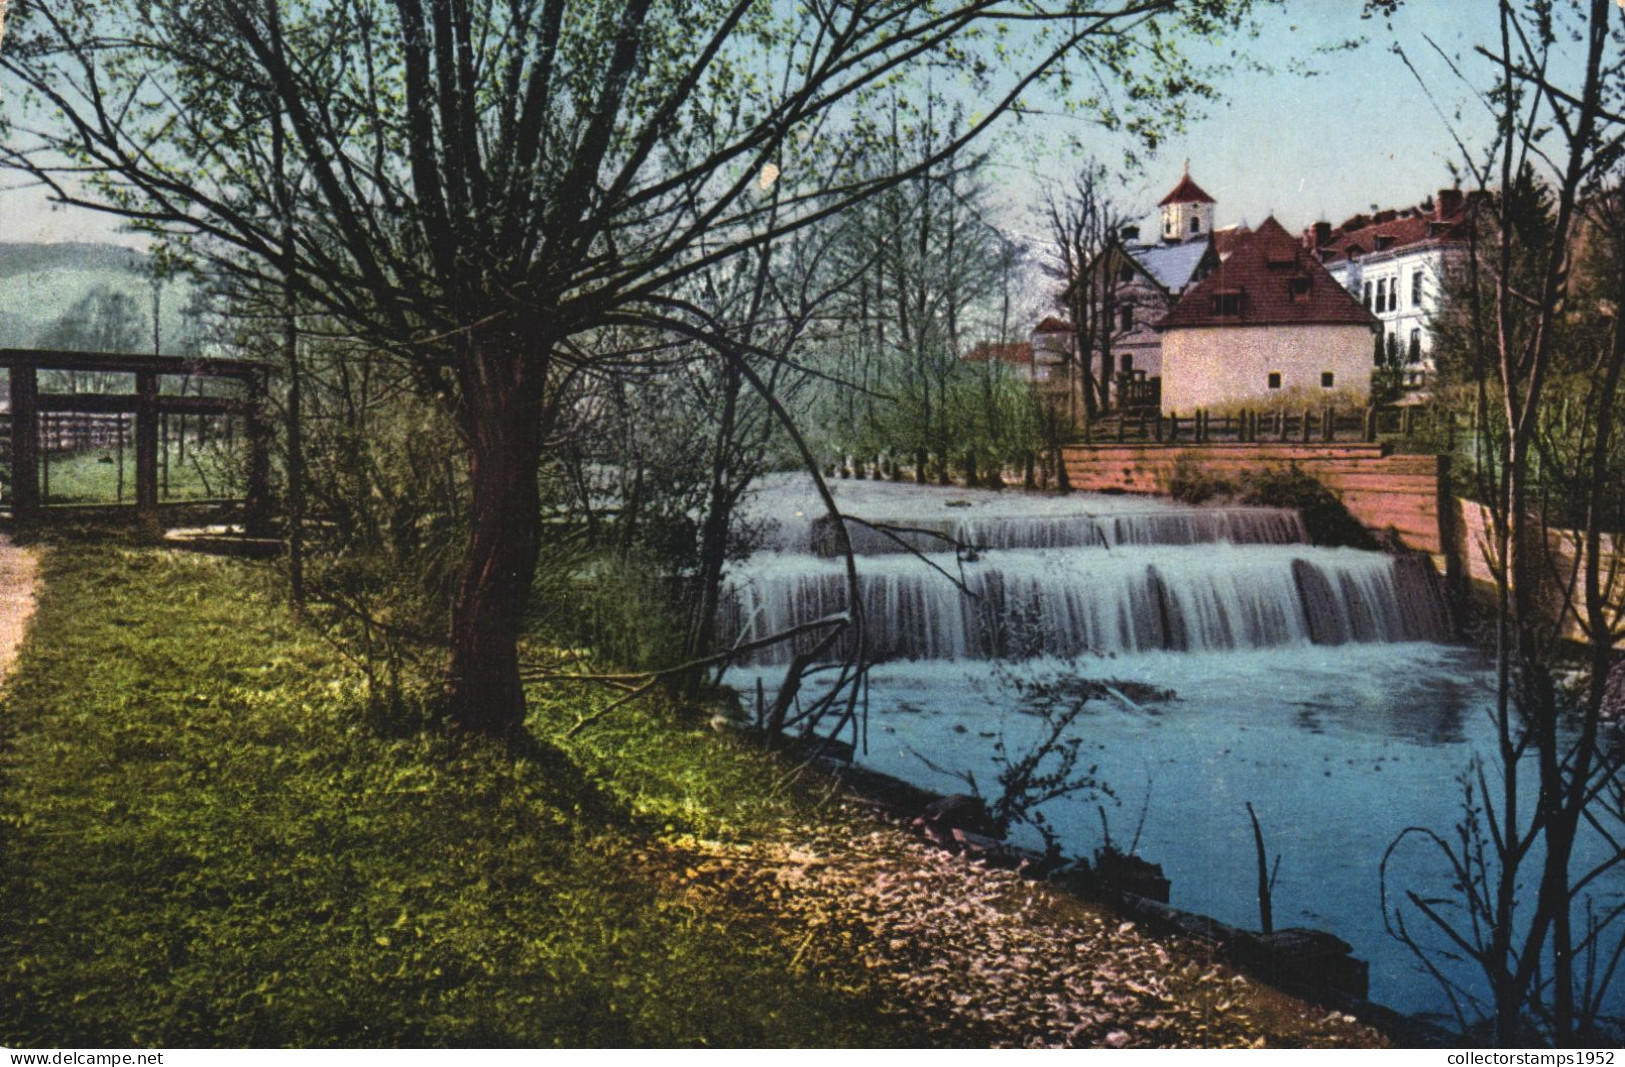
0,349,270,527
1081,404,1463,449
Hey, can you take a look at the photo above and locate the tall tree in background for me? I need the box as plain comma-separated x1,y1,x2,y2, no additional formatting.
1043,161,1125,426
1379,0,1625,1044
1,0,1258,739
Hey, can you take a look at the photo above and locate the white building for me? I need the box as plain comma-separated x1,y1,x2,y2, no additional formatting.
1101,167,1229,408
1303,189,1475,387
1158,217,1380,414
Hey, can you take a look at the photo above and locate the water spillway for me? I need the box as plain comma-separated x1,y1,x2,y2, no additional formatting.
724,480,1450,665
811,506,1308,555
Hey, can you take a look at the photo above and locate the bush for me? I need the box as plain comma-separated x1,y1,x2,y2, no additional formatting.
1237,466,1376,549
1165,453,1236,505
1163,456,1374,548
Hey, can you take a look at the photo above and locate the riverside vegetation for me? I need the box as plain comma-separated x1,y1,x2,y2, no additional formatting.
0,539,1387,1048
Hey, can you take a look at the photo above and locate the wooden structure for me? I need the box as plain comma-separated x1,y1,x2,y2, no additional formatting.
1,348,270,530
1083,404,1455,448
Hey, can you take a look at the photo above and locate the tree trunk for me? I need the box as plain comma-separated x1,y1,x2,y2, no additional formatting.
687,358,742,686
446,343,547,739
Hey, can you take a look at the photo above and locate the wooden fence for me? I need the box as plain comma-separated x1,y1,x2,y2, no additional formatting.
0,348,270,528
1081,404,1460,448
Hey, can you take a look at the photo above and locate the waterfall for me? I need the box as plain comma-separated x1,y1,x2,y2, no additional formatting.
721,545,1449,665
811,507,1306,556
725,485,1450,666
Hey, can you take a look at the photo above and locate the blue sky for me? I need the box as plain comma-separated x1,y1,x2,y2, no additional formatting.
0,2,1533,249
1002,1,1505,246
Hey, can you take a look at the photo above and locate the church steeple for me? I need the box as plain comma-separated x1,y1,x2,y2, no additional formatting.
1159,163,1216,244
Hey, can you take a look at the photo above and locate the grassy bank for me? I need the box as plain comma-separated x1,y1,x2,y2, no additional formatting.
0,542,921,1047
0,541,1391,1049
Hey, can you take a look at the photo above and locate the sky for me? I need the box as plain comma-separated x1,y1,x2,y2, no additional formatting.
0,1,1545,251
1002,1,1506,247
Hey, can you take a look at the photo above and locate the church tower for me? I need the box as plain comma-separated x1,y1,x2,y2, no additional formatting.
1158,162,1216,244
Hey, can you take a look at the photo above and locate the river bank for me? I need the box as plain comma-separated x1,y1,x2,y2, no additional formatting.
0,540,1388,1047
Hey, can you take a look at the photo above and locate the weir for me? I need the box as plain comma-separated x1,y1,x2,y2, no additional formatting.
723,488,1450,665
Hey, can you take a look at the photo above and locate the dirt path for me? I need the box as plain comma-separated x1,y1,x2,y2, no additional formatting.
0,536,39,683
653,821,1390,1048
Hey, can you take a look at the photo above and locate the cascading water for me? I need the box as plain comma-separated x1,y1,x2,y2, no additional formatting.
723,476,1617,1024
722,486,1448,665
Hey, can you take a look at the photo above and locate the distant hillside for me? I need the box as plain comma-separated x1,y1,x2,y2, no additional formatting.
0,242,148,280
0,242,196,353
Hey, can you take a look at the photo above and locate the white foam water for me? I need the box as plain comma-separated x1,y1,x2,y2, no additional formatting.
721,545,1447,664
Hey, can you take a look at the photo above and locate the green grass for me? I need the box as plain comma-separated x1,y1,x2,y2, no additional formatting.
0,543,924,1047
40,443,240,505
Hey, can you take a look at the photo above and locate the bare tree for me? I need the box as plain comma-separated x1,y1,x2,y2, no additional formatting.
1380,0,1625,1044
2,0,1261,739
1043,160,1127,428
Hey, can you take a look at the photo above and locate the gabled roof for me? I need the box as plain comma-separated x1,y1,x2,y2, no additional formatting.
1123,239,1211,294
1159,217,1379,331
1159,172,1216,206
1212,224,1249,259
1032,316,1071,336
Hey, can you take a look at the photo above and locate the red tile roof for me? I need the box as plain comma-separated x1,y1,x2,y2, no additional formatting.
1032,316,1072,335
1212,224,1249,259
962,340,1036,365
1159,173,1216,206
1158,217,1379,331
1312,192,1476,265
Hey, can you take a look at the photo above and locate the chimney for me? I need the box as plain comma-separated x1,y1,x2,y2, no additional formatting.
1121,224,1140,243
1437,188,1463,221
1309,220,1332,249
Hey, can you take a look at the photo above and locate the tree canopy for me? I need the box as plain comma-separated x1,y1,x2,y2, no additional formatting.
1,0,1263,735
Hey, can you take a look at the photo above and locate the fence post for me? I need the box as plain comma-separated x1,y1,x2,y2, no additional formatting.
134,370,160,525
242,369,273,536
1365,406,1378,443
8,364,39,522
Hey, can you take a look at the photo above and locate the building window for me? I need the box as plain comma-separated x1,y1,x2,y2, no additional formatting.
1119,306,1133,332
1321,371,1335,388
1267,372,1282,390
1288,276,1311,302
1212,292,1243,316
1119,266,1134,282
1390,280,1400,313
1190,215,1201,234
1122,354,1135,373
1363,281,1373,309
1376,278,1387,312
1164,218,1173,236
1409,328,1422,363
1411,270,1424,307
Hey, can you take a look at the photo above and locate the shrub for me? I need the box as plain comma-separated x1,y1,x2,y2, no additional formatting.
1163,456,1374,548
1164,453,1236,505
1237,466,1376,548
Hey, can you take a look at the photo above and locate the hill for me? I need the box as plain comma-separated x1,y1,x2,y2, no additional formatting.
0,242,196,353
